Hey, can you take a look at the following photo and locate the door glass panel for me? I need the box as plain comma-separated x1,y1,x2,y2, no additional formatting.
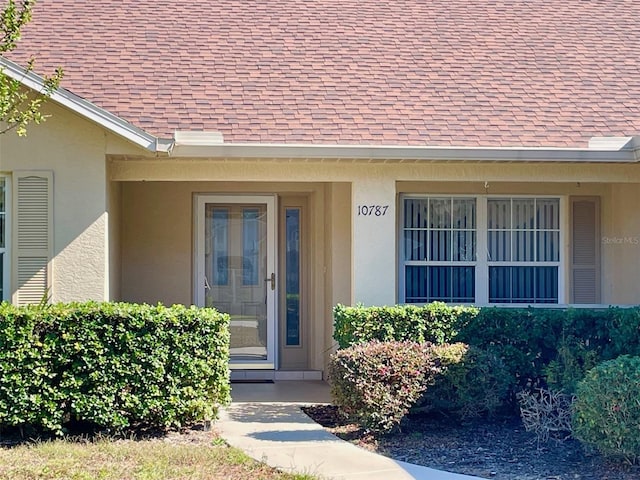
285,208,300,346
242,209,260,285
205,204,268,362
211,209,229,285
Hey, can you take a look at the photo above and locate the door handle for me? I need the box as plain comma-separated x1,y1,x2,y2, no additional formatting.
264,272,275,291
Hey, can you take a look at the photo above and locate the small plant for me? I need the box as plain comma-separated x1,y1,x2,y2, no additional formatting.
572,355,640,464
419,344,512,419
328,340,438,434
517,389,573,444
545,334,599,395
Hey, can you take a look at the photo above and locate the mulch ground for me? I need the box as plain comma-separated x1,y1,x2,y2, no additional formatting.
303,405,640,480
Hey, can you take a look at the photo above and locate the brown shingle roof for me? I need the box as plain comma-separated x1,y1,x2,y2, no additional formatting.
8,0,640,147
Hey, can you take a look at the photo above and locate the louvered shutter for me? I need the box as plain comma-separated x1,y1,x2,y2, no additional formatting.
12,172,53,305
570,197,600,304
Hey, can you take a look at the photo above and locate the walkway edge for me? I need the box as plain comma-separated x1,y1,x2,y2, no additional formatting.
217,400,484,480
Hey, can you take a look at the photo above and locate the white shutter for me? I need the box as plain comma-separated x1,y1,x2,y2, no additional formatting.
12,172,53,305
570,197,600,304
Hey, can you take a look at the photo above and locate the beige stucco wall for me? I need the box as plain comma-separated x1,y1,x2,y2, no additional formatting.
114,158,640,375
0,102,148,302
606,183,640,304
107,180,122,300
324,182,352,366
120,181,191,305
0,103,108,302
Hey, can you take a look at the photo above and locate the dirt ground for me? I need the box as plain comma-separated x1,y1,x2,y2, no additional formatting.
303,405,640,480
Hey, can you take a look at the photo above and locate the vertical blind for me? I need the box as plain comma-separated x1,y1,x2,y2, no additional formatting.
403,198,476,303
487,198,560,303
403,196,560,304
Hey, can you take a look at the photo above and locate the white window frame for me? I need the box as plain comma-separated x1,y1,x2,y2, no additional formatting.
399,194,566,306
400,195,478,303
0,175,9,302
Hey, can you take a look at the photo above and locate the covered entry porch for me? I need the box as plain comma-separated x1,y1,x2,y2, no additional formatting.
108,173,352,376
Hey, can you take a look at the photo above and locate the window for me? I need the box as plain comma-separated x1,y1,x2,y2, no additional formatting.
487,198,560,303
0,177,7,301
401,195,562,305
403,197,476,302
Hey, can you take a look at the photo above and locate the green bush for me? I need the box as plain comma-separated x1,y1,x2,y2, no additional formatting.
572,355,640,464
333,303,478,349
328,340,440,433
333,303,640,399
419,344,512,419
0,302,231,435
455,307,557,391
458,307,640,394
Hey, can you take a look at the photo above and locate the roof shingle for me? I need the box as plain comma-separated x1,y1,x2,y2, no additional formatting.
8,0,640,147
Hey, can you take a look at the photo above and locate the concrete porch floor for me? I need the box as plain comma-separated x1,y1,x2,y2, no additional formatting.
229,380,332,403
217,381,482,480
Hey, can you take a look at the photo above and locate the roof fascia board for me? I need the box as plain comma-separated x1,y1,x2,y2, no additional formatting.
630,137,640,162
0,57,159,151
169,143,638,162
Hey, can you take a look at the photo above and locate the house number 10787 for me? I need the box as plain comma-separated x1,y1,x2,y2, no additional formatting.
357,205,389,216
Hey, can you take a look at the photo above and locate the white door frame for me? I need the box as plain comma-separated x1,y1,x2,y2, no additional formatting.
194,194,277,369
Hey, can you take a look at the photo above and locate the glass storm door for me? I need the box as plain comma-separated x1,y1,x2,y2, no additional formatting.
195,195,277,369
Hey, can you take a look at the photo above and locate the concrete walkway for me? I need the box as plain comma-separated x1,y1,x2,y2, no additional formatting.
217,381,482,480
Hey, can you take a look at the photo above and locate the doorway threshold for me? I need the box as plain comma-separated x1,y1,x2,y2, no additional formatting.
230,379,275,384
230,370,323,382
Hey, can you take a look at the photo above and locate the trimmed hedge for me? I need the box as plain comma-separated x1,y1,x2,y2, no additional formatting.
458,307,640,393
333,303,477,349
333,304,640,395
0,302,230,434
